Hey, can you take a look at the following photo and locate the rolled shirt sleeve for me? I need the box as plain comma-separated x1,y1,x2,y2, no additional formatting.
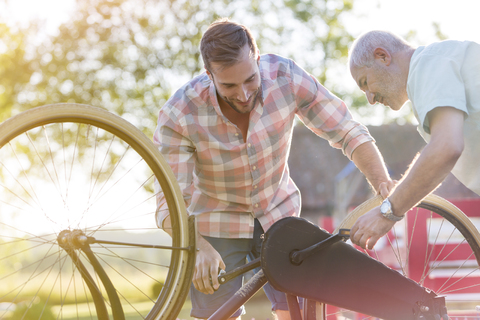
290,60,374,159
153,108,195,228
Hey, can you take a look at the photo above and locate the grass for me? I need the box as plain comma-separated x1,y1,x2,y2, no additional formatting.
42,292,272,320
176,290,274,320
3,277,274,320
23,290,273,320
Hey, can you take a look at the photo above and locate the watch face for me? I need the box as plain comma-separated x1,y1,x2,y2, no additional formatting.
380,199,403,221
380,201,389,213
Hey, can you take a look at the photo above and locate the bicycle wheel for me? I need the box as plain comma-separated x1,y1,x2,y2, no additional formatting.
317,194,480,320
0,104,195,320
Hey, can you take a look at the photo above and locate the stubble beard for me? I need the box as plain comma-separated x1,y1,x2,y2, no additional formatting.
222,87,260,114
374,66,407,110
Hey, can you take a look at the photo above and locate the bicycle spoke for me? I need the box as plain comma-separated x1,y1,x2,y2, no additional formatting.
98,243,171,281
95,251,170,268
43,125,65,204
89,133,116,201
421,230,460,285
0,159,40,210
405,209,419,276
0,105,193,320
328,195,480,319
89,145,131,205
94,250,155,303
64,122,82,210
90,169,155,234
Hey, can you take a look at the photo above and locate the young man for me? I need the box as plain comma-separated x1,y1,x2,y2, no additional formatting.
348,30,480,250
154,19,392,319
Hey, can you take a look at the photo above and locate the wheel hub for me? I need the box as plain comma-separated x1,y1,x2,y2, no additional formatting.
57,229,89,250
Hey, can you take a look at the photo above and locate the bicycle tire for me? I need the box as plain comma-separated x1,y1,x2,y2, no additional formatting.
0,104,194,320
316,194,480,320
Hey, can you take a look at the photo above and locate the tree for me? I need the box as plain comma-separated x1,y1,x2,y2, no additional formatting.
0,23,34,122
10,0,358,136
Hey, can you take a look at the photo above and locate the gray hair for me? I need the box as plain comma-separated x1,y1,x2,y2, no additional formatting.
349,30,412,68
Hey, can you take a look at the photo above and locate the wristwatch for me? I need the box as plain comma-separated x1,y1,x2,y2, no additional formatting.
380,198,404,222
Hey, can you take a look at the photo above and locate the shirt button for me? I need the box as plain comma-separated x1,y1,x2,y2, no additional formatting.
247,143,251,148
252,166,257,170
255,204,259,208
253,185,258,189
235,133,239,137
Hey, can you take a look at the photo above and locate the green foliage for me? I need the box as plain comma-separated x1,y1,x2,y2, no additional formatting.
432,22,448,41
283,0,354,84
1,0,361,135
0,237,30,276
151,280,164,297
0,0,456,129
0,23,35,122
11,299,56,320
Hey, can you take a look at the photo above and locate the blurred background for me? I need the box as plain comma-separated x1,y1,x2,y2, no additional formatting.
2,0,480,128
1,0,479,319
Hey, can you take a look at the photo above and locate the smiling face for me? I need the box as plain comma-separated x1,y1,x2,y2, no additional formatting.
207,44,261,114
351,61,408,111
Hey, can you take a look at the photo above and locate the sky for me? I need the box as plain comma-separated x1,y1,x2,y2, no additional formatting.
0,0,76,33
3,0,480,43
350,0,480,44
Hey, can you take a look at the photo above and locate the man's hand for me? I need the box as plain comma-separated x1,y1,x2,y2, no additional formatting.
350,207,396,250
377,180,397,198
349,179,397,249
193,235,226,294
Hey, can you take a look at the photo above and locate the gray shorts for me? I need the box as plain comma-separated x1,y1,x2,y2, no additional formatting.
190,219,303,319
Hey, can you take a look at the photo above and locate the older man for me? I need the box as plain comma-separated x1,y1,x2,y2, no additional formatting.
348,30,480,249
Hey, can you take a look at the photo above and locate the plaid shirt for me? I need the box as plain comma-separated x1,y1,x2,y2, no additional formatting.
154,54,373,238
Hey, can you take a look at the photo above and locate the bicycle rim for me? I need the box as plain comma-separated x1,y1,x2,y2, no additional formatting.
318,194,480,320
0,104,194,320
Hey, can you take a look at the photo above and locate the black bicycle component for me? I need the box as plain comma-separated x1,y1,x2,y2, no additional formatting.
290,229,350,265
208,269,268,320
217,257,261,285
261,217,449,320
413,295,449,320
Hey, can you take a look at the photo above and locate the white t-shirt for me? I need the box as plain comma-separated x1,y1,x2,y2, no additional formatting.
407,40,480,195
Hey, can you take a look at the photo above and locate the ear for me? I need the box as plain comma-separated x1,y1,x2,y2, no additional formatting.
205,68,213,80
373,47,392,66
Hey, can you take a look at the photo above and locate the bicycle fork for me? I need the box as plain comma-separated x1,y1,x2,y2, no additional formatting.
57,229,125,320
57,227,195,320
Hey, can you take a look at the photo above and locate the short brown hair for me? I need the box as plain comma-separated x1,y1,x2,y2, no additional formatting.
200,18,258,72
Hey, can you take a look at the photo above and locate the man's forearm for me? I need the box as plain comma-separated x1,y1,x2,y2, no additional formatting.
389,141,461,217
351,141,391,193
388,107,465,217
